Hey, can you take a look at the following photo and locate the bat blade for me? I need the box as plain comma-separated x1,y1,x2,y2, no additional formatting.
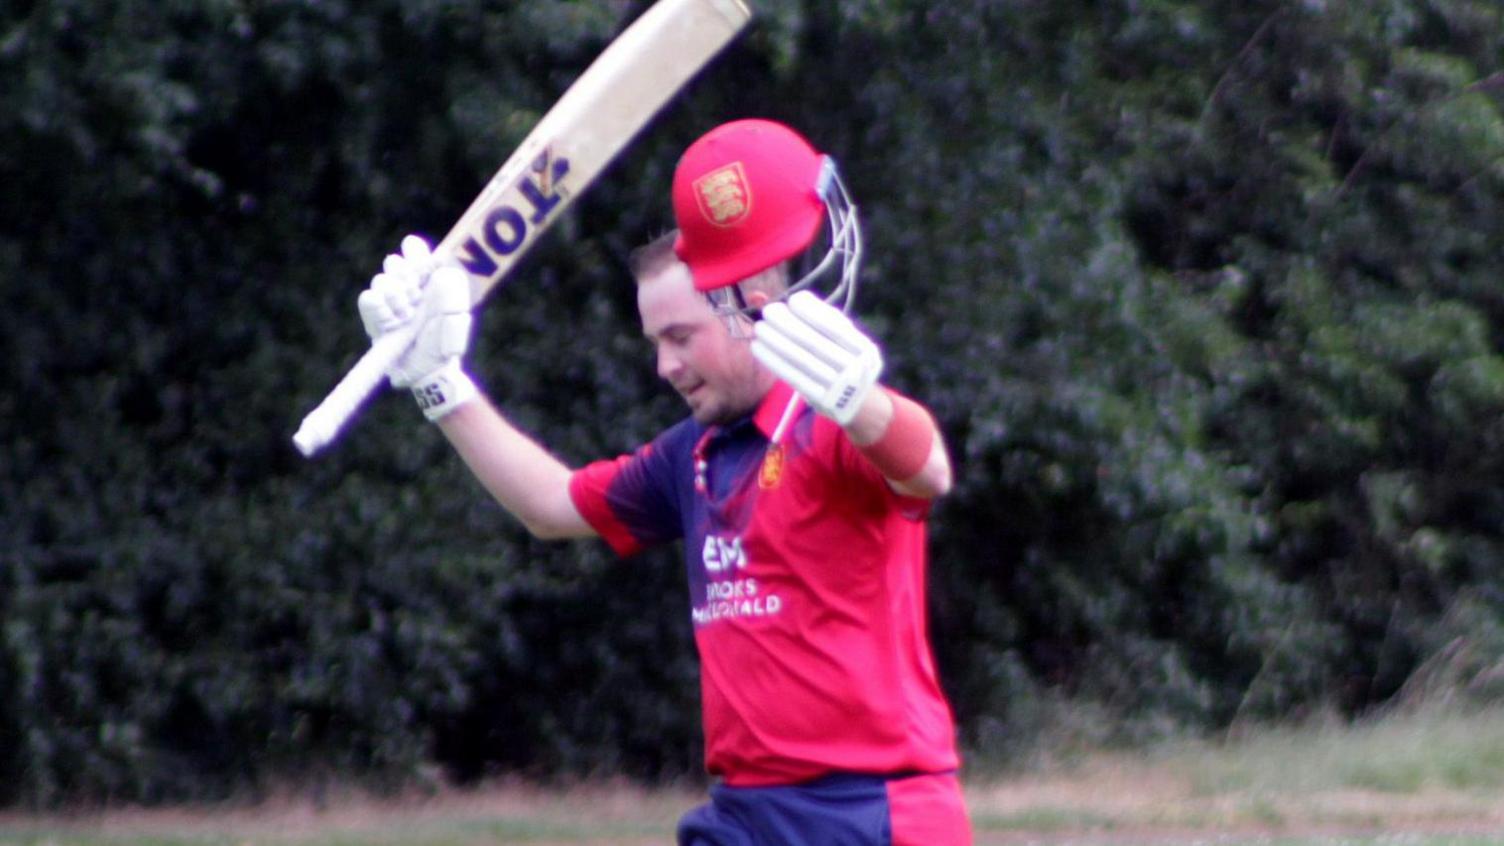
293,0,753,457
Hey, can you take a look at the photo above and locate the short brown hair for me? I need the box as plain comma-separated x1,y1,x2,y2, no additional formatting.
628,230,682,285
628,228,791,302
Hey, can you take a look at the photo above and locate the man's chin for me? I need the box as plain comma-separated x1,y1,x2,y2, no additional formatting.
689,403,726,426
680,380,766,426
686,395,732,426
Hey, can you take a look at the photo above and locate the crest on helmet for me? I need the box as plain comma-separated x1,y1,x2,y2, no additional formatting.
694,162,752,228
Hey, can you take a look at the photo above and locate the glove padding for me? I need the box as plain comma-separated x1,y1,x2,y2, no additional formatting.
357,235,476,420
751,291,883,426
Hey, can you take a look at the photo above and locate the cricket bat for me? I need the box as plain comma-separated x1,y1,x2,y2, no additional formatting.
293,0,753,457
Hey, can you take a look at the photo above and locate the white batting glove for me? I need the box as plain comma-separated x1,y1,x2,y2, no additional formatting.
357,235,477,421
751,291,883,426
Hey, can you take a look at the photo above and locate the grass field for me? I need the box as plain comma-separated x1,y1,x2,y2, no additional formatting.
3,707,1502,846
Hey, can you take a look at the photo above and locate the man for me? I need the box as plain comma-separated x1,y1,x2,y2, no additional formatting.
358,119,971,844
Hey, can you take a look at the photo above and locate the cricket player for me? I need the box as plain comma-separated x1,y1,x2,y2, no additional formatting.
358,119,971,844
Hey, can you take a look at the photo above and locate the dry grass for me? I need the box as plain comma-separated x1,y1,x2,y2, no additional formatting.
967,756,1504,841
4,709,1504,845
0,781,697,845
966,706,1504,842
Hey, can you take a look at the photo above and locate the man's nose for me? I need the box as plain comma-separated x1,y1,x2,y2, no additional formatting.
657,346,682,381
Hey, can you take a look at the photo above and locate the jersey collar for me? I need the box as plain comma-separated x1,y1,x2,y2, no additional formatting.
750,380,798,439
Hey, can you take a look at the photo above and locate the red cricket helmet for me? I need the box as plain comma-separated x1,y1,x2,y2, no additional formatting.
671,119,863,313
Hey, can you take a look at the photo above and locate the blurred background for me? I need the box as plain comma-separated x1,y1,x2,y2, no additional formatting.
4,0,1504,808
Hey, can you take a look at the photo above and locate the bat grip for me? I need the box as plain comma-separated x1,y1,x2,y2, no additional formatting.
292,324,418,457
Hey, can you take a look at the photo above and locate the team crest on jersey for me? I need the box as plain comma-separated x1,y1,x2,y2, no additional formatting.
758,443,785,489
694,162,751,227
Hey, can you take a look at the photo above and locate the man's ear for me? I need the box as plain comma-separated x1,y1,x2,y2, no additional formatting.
745,288,773,309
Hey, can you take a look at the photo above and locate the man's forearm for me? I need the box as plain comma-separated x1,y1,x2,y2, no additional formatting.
437,395,596,540
845,387,953,499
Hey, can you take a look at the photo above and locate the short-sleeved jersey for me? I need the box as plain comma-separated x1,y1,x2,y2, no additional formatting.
569,381,960,786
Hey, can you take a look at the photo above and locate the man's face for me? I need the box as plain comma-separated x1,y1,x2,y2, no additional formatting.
638,262,770,425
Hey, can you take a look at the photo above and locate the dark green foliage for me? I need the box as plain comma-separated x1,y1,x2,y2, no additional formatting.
3,0,1504,806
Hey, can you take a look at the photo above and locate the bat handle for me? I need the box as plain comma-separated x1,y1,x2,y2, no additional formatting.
292,324,418,457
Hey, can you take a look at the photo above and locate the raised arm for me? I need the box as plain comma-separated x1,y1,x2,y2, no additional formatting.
358,235,595,539
436,397,594,539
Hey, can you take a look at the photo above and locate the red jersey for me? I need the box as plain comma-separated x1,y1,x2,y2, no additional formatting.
569,381,960,786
